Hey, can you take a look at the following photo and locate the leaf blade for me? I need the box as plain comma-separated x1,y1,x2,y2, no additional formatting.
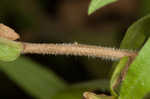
111,14,150,96
110,57,129,96
88,0,117,15
0,57,67,99
119,38,150,99
120,14,150,50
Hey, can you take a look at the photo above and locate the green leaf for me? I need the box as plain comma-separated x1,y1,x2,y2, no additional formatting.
119,38,150,99
110,57,129,96
52,90,82,99
120,14,150,50
69,79,109,92
88,0,117,15
140,0,150,16
0,57,67,99
52,80,109,99
0,37,23,62
111,14,150,96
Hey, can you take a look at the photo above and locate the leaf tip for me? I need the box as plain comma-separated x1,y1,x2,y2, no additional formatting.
0,24,20,40
88,6,95,15
88,0,118,15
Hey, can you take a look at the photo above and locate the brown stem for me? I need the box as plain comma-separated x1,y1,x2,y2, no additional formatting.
0,24,137,60
22,42,137,60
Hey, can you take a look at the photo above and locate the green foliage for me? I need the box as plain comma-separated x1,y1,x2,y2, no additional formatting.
110,14,150,96
141,0,150,16
110,57,129,96
0,57,67,99
88,2,150,98
69,79,109,91
111,14,150,99
52,91,82,99
1,1,150,99
88,0,117,15
0,37,22,62
120,14,150,50
119,38,150,99
0,56,109,99
52,80,110,99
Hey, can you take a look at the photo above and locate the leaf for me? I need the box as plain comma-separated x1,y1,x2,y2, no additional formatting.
111,14,150,95
83,92,116,99
0,57,67,99
52,80,109,99
52,90,82,99
140,0,150,16
0,37,23,62
119,38,150,99
110,57,129,96
88,0,117,15
69,79,109,91
120,14,150,50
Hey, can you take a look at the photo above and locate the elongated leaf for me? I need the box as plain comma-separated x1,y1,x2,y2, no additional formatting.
119,38,150,99
0,57,67,99
52,80,109,99
110,57,129,96
88,0,117,15
0,37,22,62
69,79,109,91
52,90,82,99
120,14,150,50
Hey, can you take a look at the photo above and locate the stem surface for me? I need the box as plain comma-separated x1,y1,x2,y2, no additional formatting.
22,42,137,60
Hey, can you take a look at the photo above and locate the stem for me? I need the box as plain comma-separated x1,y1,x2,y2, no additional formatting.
0,24,137,60
22,42,137,60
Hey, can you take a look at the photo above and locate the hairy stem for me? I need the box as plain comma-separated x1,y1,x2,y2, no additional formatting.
0,24,137,60
22,42,137,60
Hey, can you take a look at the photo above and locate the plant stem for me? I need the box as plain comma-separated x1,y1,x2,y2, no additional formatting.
22,42,137,60
0,24,137,60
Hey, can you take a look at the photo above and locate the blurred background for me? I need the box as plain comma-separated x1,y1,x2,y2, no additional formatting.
0,0,149,98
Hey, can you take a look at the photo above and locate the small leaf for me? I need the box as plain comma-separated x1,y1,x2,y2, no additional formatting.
0,37,23,61
88,0,117,15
